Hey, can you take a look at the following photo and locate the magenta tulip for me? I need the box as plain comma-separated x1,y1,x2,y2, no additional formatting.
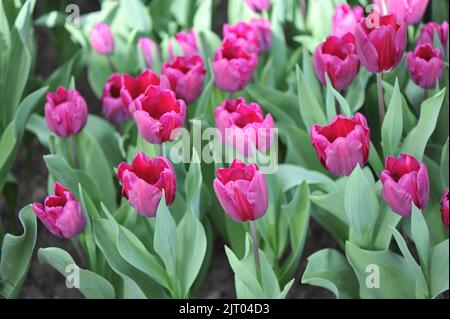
332,4,364,37
406,43,445,89
45,86,88,138
101,73,129,124
138,37,158,68
118,153,176,217
215,98,274,155
250,18,272,52
213,159,268,222
381,154,430,217
223,22,261,55
32,182,86,238
441,189,449,230
355,12,407,73
131,86,186,144
212,38,258,93
373,0,429,25
161,55,206,104
244,0,270,12
417,21,449,50
310,113,370,176
168,29,199,59
313,33,360,91
90,23,115,55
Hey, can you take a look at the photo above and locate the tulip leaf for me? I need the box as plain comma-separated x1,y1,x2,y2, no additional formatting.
87,51,111,98
276,164,337,193
441,139,449,188
0,205,37,299
38,247,115,299
227,0,257,25
184,149,202,218
119,0,152,32
325,74,352,117
411,206,431,278
346,69,371,113
381,78,403,157
193,0,212,31
271,0,287,81
429,239,449,298
302,46,322,104
302,248,359,299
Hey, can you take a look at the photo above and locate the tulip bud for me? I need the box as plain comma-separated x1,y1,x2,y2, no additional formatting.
168,29,199,60
310,113,370,176
355,12,407,73
45,86,88,138
250,18,272,52
101,73,129,124
406,43,445,89
212,38,258,93
223,22,261,55
381,154,430,217
161,55,206,104
118,153,176,217
32,182,86,238
131,86,186,144
244,0,270,12
313,33,360,91
138,37,158,68
441,189,449,230
417,21,449,50
373,0,429,25
213,159,268,222
214,97,274,155
332,4,364,37
90,23,115,55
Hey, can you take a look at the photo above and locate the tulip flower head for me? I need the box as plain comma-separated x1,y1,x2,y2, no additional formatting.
332,4,364,37
118,153,176,217
168,29,199,59
223,22,261,55
313,33,361,91
374,0,429,25
244,0,270,12
250,18,272,52
101,73,129,124
406,43,445,89
90,23,115,55
138,37,158,68
161,55,206,104
32,182,86,238
213,159,268,222
441,189,449,230
310,113,370,176
381,154,430,217
417,21,449,50
45,86,88,138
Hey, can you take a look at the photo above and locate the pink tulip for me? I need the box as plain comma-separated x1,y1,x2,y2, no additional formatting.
32,182,86,238
355,12,407,73
161,55,206,104
223,22,261,54
332,4,364,37
313,33,360,91
101,73,129,124
373,0,429,25
138,37,158,68
213,159,268,222
441,189,449,230
215,97,274,155
310,113,370,176
244,0,270,12
406,43,445,89
90,23,115,55
417,21,449,50
117,153,176,217
250,18,272,52
168,29,198,59
381,154,430,217
131,86,186,144
212,38,258,93
45,86,88,138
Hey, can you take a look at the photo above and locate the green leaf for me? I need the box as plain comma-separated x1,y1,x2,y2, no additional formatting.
87,51,111,98
346,69,371,112
184,150,202,217
193,0,212,30
43,51,82,91
381,78,403,157
270,1,287,80
276,164,337,193
411,207,431,277
38,247,115,299
119,0,152,32
325,74,351,117
440,139,449,188
302,249,358,299
429,239,449,298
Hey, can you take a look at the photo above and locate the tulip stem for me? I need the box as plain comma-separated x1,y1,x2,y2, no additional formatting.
159,143,165,157
376,73,385,123
107,55,116,73
70,136,80,169
249,221,261,282
424,89,429,100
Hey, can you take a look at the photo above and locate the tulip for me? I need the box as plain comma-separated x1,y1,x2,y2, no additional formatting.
138,37,158,68
223,22,261,55
168,29,198,59
213,159,268,222
32,182,86,238
117,152,176,217
406,43,445,89
373,0,429,25
161,55,206,104
131,86,186,144
441,189,449,230
90,23,115,55
310,113,370,176
212,38,258,93
417,21,449,50
381,154,429,217
250,18,272,52
355,11,407,73
332,4,364,37
214,98,274,155
45,86,88,138
101,73,129,124
244,0,270,12
313,33,361,91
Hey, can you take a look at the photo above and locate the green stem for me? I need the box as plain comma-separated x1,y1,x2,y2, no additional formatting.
424,89,429,101
376,73,385,123
70,136,80,169
107,55,116,73
0,216,4,246
249,221,261,283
